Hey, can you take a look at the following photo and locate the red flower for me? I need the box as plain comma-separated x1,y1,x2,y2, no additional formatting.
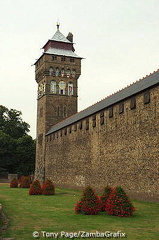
75,186,102,215
106,186,135,217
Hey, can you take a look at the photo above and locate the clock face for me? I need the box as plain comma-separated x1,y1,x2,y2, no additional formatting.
59,81,66,90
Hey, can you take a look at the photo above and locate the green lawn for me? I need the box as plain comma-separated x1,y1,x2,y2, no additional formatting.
0,183,158,240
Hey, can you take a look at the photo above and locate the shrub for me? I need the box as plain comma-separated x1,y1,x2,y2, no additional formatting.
29,180,42,195
75,186,101,215
42,179,55,195
100,186,112,211
18,175,24,185
106,186,135,217
19,176,31,188
10,178,18,188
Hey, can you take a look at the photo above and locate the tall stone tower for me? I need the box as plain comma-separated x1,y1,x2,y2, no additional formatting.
34,24,82,180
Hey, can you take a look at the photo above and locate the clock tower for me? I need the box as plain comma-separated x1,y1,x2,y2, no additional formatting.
34,24,82,180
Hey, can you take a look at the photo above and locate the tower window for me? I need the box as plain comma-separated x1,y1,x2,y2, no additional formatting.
38,82,45,98
59,81,66,95
66,69,71,78
70,58,74,62
61,68,65,77
72,69,76,78
49,67,54,76
52,56,57,61
59,89,65,95
55,67,60,76
68,82,73,96
50,80,56,94
61,56,66,61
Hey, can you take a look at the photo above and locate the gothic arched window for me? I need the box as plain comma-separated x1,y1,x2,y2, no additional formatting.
68,82,73,96
59,81,66,95
72,69,76,78
61,68,65,77
50,80,56,94
49,67,54,76
66,68,71,78
55,67,59,76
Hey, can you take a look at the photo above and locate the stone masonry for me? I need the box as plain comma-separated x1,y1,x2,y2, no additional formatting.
45,83,159,201
35,25,159,201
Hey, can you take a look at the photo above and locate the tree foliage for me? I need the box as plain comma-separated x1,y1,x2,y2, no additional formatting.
0,105,35,175
16,136,35,175
0,105,30,139
0,130,17,173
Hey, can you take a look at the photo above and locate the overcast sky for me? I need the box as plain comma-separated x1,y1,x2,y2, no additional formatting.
1,0,159,138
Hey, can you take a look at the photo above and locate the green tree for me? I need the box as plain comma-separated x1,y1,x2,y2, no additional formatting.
0,105,35,175
16,136,35,175
0,105,30,139
0,131,17,173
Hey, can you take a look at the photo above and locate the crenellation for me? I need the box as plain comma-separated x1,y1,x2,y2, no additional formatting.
35,26,159,201
44,84,159,199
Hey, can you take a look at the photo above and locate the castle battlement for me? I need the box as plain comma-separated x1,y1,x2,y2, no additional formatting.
35,26,159,202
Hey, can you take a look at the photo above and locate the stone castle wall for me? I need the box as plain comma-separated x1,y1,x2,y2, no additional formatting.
45,84,159,200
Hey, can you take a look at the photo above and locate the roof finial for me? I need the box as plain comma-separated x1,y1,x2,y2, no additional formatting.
56,20,60,31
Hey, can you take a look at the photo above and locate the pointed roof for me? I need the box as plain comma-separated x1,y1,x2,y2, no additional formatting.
34,24,82,65
42,23,74,50
51,28,71,43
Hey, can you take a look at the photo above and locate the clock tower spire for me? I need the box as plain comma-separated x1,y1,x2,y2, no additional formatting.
34,24,82,181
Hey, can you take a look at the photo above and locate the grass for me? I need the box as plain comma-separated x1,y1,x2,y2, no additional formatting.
0,183,159,240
